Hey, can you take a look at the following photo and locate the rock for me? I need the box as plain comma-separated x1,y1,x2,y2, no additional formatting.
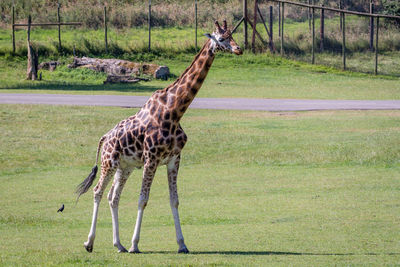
154,66,170,80
39,61,61,71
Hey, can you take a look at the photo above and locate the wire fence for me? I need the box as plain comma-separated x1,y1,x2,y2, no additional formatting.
6,0,400,76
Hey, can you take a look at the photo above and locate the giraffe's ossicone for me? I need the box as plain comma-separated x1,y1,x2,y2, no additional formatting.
76,20,242,254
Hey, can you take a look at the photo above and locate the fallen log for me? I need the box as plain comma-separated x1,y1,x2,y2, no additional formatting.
68,57,170,80
104,75,150,84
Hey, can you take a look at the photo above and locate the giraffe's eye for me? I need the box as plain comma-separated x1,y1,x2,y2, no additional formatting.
218,37,225,42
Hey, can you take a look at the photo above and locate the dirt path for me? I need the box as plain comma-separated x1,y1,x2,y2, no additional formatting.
1,93,400,111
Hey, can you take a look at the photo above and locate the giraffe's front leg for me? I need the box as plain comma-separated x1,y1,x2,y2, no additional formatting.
108,167,132,253
167,155,189,253
128,160,158,253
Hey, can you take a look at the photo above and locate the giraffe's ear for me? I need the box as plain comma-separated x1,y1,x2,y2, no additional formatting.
204,33,213,39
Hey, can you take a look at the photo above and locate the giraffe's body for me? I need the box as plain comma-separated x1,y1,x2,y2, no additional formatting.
76,20,242,253
100,39,216,172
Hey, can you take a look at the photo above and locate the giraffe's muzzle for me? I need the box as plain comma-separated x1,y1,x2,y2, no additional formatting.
233,47,243,55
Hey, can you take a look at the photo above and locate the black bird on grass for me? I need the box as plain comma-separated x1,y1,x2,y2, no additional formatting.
57,204,64,212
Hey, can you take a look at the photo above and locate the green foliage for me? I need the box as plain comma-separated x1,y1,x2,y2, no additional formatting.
382,0,400,26
382,0,400,16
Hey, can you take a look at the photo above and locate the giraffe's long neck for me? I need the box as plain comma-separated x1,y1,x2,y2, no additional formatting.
165,39,216,121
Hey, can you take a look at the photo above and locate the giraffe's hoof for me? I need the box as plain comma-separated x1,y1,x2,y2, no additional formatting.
118,248,128,253
115,243,128,253
178,247,189,254
128,247,141,254
84,242,93,253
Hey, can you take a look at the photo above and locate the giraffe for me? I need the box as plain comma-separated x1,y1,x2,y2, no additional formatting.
76,20,242,254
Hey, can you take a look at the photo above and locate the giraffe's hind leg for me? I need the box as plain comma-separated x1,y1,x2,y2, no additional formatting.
84,165,116,253
167,155,189,253
108,166,133,253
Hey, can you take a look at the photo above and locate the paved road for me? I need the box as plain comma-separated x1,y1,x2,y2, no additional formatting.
1,93,400,111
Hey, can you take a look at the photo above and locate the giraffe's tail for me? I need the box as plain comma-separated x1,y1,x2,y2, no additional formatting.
75,136,106,203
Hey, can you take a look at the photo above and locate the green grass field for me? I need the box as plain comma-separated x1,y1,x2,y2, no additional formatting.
0,104,399,266
1,52,400,100
1,18,400,100
1,15,400,265
1,14,400,77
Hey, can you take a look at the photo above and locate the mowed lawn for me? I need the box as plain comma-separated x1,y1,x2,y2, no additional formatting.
1,54,400,100
1,26,400,100
0,104,399,266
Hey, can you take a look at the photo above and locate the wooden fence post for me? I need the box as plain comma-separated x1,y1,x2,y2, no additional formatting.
27,15,31,42
251,0,257,53
104,6,108,53
320,4,324,52
12,5,15,54
370,0,375,52
375,17,379,75
148,0,151,52
232,17,244,34
243,0,248,49
342,12,346,70
281,2,284,56
339,0,342,30
257,5,271,37
57,2,61,53
278,2,281,37
308,0,311,31
312,6,315,64
269,6,274,53
195,0,198,51
27,15,38,81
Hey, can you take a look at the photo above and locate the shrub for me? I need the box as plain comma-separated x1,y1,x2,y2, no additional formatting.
382,0,400,26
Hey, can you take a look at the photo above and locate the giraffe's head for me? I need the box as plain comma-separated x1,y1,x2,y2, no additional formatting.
205,20,243,55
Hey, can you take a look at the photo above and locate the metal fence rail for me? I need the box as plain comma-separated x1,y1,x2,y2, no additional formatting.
269,0,400,75
11,4,82,53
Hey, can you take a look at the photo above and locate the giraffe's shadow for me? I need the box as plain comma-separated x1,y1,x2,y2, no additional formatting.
141,250,400,256
0,81,162,93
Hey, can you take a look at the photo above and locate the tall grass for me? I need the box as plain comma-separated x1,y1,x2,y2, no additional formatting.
266,15,400,54
0,1,399,75
0,1,393,29
2,15,400,57
1,24,399,76
0,0,243,29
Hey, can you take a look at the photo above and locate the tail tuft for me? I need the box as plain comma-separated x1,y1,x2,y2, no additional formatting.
75,165,98,203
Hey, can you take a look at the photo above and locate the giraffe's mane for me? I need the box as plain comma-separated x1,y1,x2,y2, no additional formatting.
165,39,212,91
